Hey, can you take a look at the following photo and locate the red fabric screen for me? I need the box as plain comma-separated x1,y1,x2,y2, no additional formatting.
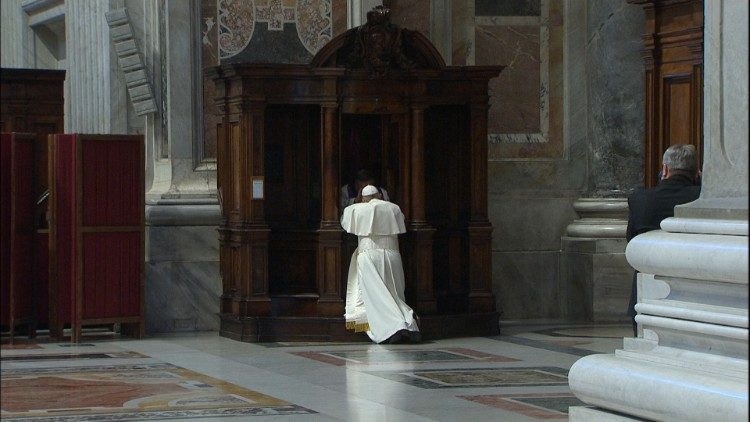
51,134,77,328
35,232,49,326
49,134,143,340
81,232,141,319
1,134,43,334
11,138,36,323
81,139,142,227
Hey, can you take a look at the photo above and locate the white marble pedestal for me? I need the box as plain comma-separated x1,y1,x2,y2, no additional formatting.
568,216,749,421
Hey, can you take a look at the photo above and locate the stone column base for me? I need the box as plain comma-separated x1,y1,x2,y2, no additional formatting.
145,198,221,333
561,198,632,322
568,216,749,421
569,406,647,421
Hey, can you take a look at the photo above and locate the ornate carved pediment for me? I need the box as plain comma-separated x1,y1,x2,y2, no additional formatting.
310,2,445,76
347,3,412,77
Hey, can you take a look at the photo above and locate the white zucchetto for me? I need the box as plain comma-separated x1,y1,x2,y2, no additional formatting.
361,185,378,196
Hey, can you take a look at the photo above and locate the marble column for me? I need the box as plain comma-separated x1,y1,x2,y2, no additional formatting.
66,0,117,133
0,0,34,68
141,0,221,333
561,0,644,322
568,1,749,419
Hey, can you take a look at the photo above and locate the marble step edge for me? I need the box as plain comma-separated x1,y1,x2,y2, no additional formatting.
568,406,647,422
636,299,749,328
626,231,749,284
568,353,748,422
661,216,749,236
615,345,748,381
641,274,747,309
634,314,748,341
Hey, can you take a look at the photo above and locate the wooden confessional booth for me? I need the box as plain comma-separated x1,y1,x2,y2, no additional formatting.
210,8,504,342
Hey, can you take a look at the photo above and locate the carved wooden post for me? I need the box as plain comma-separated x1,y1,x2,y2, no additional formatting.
213,67,271,333
409,104,437,314
317,101,344,316
212,73,239,319
467,93,495,313
239,99,271,317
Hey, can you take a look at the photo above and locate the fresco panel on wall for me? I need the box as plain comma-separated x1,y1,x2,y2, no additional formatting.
215,0,333,64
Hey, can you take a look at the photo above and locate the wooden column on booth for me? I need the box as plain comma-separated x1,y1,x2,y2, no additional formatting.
241,99,272,317
316,99,344,316
467,78,495,313
213,68,272,341
408,104,437,314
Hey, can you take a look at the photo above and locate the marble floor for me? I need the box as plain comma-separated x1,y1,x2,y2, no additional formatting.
1,322,633,421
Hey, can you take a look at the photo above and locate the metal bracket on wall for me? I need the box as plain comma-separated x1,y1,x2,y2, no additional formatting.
105,8,157,116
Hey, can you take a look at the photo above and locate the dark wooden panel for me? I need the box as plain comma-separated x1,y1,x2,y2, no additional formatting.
0,68,64,134
632,0,703,187
663,74,692,144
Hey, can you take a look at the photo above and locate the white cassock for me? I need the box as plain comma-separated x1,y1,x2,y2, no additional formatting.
341,199,420,343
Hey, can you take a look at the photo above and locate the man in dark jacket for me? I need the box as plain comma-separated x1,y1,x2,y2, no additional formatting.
626,144,701,335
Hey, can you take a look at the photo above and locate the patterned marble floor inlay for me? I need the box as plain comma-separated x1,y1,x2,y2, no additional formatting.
1,351,148,361
1,324,632,421
0,343,42,350
1,361,316,420
292,347,520,366
459,393,587,419
367,366,569,389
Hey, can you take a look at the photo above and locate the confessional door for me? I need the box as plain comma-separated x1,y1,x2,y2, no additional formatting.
339,112,409,289
340,113,404,206
264,105,321,313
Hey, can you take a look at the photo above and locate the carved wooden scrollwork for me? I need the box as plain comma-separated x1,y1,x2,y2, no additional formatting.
345,3,414,78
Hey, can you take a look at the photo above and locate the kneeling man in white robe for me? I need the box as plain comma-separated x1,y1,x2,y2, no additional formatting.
341,185,421,344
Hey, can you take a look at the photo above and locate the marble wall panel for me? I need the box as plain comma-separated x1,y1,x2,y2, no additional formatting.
585,0,644,195
489,195,577,252
389,0,431,37
478,0,565,160
492,251,561,319
147,226,220,262
146,261,221,332
331,0,348,35
476,25,540,134
560,238,632,322
476,0,540,16
201,0,219,163
591,252,631,322
488,158,587,196
559,246,593,320
451,0,473,66
146,223,221,333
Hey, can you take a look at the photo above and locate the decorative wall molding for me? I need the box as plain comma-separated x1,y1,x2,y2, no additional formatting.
105,8,157,116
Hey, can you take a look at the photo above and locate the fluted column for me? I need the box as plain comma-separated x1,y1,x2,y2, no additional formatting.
66,0,113,133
